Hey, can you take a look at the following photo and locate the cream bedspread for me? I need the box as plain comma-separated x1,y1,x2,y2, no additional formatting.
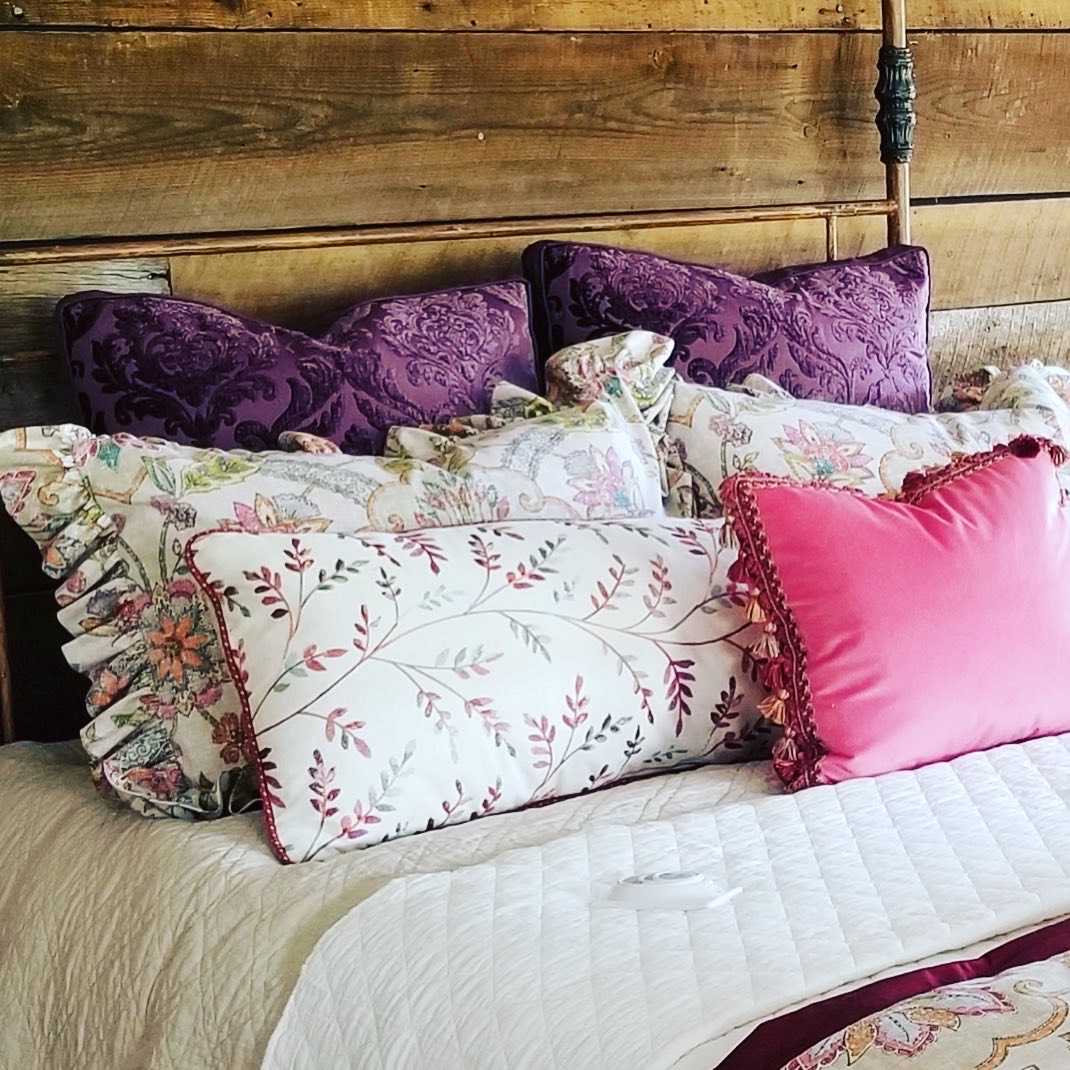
0,741,778,1070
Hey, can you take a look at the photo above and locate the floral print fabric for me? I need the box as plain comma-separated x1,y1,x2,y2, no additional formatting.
57,282,538,453
386,331,674,509
665,363,1070,517
784,951,1070,1069
522,241,931,413
187,519,772,862
935,361,1070,415
0,398,664,819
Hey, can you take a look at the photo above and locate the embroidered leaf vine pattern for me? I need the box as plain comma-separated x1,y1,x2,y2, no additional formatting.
207,520,769,859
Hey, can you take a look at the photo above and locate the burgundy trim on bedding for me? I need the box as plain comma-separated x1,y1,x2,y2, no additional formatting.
714,913,1070,1070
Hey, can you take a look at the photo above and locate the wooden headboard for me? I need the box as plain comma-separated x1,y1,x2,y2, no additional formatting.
1,0,1067,742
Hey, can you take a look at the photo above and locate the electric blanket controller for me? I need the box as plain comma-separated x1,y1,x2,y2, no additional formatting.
610,871,743,911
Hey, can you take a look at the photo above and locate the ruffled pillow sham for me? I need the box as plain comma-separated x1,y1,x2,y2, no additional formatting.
57,281,539,453
0,392,663,818
187,518,773,863
721,437,1070,790
522,240,932,413
665,364,1070,517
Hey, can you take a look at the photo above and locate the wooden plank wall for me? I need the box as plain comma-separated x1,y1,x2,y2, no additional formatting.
1,1,1069,739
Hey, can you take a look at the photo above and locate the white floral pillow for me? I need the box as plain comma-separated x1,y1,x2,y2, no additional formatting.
979,360,1070,414
187,519,773,862
387,331,673,499
666,366,1070,516
384,399,662,522
0,409,665,819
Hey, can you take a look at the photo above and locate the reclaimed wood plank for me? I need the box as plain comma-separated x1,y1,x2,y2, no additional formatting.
0,259,169,432
839,197,1070,311
3,31,1067,244
0,30,885,241
169,217,829,327
912,34,1070,201
0,259,169,364
928,300,1070,397
4,0,1067,31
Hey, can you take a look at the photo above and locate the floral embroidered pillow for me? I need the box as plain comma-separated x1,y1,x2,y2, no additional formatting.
0,412,664,819
665,370,1070,518
188,519,773,862
523,240,931,413
388,332,679,512
57,282,539,453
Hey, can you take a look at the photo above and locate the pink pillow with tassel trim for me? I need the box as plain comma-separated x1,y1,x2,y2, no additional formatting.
722,437,1070,790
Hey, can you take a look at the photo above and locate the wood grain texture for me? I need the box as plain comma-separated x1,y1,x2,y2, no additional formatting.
0,30,885,242
929,300,1070,396
4,0,1068,30
0,259,169,431
839,197,1070,311
170,218,829,327
912,34,1070,201
3,31,1069,245
917,199,1070,310
0,259,169,363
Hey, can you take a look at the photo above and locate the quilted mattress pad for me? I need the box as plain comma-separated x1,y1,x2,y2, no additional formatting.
263,735,1070,1069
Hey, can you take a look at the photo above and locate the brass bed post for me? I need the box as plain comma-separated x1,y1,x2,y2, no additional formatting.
877,0,916,245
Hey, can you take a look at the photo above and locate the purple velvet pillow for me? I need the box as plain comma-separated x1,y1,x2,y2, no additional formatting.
522,241,932,413
57,281,539,452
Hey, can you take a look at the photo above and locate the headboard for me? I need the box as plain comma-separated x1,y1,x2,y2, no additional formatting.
0,0,1047,743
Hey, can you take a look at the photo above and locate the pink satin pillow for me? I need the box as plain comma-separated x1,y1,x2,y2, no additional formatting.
722,438,1070,790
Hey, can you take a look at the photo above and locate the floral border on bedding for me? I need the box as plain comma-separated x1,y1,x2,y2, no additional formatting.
784,951,1070,1069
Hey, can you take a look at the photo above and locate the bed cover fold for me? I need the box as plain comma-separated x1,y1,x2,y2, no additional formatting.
262,735,1070,1070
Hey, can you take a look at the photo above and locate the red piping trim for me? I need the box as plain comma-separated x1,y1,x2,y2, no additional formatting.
185,529,294,865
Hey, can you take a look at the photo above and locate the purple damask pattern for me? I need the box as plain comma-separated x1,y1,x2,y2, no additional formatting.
57,282,539,453
522,241,932,413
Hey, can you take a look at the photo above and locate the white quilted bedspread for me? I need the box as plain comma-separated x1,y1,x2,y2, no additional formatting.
0,741,776,1070
263,735,1070,1070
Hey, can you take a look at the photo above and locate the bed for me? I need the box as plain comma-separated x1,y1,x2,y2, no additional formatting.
4,2,1070,1068
9,728,1070,1068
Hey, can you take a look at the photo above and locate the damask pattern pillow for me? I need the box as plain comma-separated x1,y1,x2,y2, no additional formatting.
187,519,773,863
522,241,932,413
0,406,663,819
664,367,1070,518
57,282,539,453
720,438,1070,790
